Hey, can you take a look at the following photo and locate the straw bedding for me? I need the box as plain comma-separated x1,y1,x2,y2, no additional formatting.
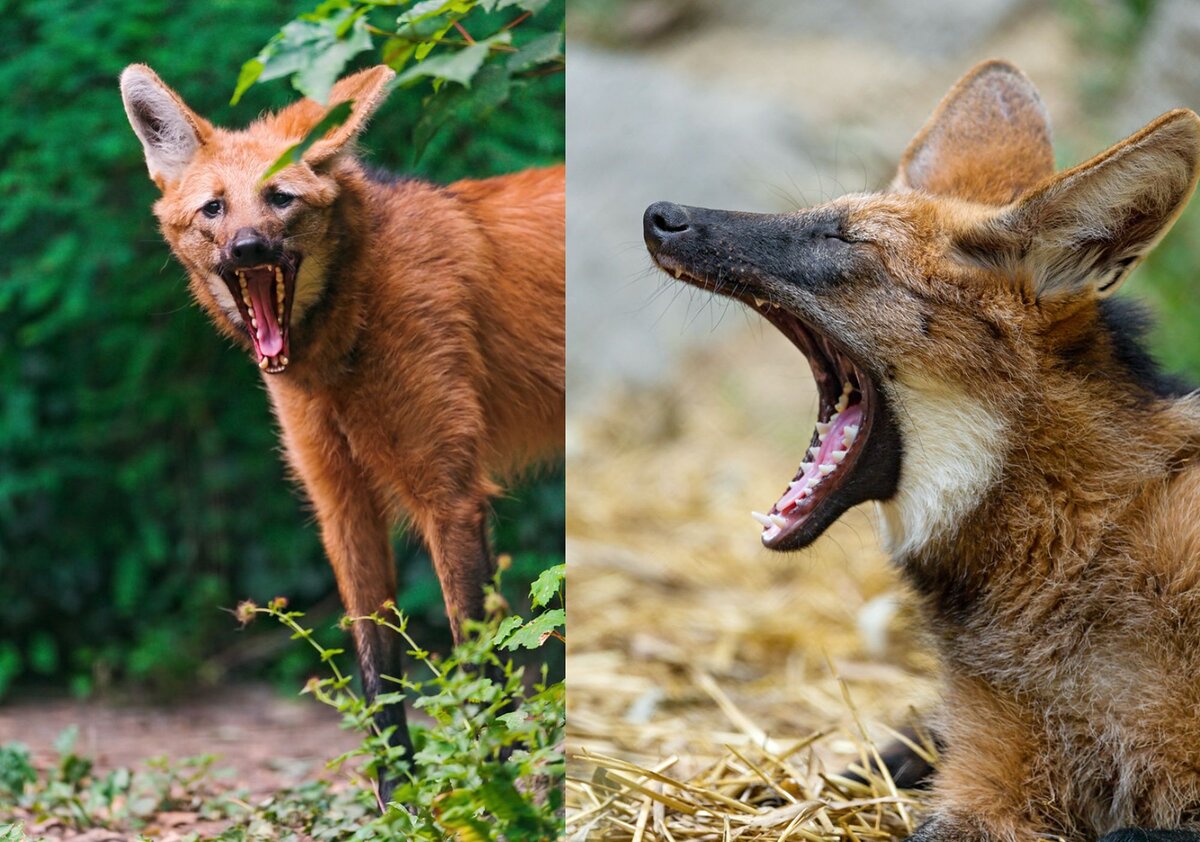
566,325,941,841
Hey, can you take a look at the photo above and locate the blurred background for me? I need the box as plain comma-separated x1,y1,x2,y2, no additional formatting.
565,0,1200,835
0,0,564,703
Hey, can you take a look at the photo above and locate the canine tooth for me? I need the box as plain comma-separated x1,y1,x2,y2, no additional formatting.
751,511,774,529
832,449,847,463
769,514,788,529
673,268,682,279
258,357,269,370
815,421,831,436
279,355,288,366
835,395,849,413
809,446,821,460
818,464,836,476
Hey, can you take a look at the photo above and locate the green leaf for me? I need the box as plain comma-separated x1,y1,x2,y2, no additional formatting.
498,609,563,651
395,41,490,88
396,0,473,26
497,0,550,11
259,100,354,181
294,14,374,103
528,563,563,608
240,9,374,105
410,60,512,161
507,31,562,73
230,58,265,105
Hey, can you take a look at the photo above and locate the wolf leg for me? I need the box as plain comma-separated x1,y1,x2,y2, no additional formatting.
842,725,940,790
422,495,496,645
277,403,413,809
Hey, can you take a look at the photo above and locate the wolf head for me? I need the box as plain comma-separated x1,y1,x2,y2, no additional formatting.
645,60,1200,558
120,64,394,374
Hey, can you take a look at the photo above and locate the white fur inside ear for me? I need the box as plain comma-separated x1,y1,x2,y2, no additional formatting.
876,377,1006,560
121,70,201,182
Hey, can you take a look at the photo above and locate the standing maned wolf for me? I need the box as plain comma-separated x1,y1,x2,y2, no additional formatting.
645,61,1200,842
120,64,564,803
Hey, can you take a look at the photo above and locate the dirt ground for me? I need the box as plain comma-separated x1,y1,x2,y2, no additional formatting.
565,325,941,839
0,683,361,840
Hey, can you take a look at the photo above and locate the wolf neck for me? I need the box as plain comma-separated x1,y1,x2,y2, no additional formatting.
878,377,1198,630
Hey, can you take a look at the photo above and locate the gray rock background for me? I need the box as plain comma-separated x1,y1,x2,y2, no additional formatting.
566,0,1200,415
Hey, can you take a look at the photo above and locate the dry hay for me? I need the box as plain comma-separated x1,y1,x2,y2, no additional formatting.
566,324,941,840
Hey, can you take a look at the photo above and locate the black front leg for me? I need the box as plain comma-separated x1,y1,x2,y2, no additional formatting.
355,621,416,808
1099,831,1200,841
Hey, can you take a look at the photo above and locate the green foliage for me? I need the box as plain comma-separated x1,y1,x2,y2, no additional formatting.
0,0,563,696
238,0,564,163
0,572,565,840
239,567,565,840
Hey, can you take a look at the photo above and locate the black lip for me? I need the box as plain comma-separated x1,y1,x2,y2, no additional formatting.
645,201,902,550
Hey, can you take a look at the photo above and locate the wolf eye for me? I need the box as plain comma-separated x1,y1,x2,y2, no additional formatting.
267,191,295,209
201,199,223,218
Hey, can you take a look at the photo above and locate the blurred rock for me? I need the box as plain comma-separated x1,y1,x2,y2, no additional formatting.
689,0,1033,59
1120,0,1200,131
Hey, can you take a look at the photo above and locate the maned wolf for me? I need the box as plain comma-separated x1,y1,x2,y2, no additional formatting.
644,60,1200,842
120,64,564,802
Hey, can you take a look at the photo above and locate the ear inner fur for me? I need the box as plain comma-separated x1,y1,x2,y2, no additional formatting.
119,64,214,187
972,108,1200,300
896,59,1055,205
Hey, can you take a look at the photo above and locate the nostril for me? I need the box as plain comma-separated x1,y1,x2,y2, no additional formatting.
653,208,688,234
643,201,691,246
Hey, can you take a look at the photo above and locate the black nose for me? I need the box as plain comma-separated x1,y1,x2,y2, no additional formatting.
228,228,275,266
643,201,691,251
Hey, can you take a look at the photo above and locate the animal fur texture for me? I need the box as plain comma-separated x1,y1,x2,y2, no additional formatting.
120,64,564,803
644,60,1200,842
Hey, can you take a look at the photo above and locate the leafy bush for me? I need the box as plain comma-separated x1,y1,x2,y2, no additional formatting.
0,0,563,696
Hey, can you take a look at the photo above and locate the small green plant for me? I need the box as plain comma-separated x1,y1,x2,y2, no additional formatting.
238,561,566,840
0,732,240,837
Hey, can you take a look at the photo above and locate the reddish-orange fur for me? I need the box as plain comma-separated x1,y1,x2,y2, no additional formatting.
120,64,563,793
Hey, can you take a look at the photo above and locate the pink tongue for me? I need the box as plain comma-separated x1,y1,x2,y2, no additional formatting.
774,401,864,514
248,277,283,357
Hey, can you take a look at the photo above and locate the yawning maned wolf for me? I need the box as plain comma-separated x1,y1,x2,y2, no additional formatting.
121,63,564,806
645,60,1200,842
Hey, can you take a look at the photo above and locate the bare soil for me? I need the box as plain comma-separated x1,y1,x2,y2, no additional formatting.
0,683,361,840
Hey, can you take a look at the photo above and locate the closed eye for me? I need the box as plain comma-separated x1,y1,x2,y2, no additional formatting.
823,232,859,244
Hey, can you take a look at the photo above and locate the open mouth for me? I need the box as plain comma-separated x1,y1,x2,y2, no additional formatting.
220,258,300,374
749,306,875,548
652,253,893,551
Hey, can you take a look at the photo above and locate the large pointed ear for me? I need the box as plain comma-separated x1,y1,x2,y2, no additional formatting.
963,109,1200,299
301,65,395,165
119,64,213,188
895,60,1054,205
